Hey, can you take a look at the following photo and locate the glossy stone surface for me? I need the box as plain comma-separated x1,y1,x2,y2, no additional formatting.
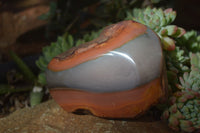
49,78,164,118
46,20,167,118
46,21,162,93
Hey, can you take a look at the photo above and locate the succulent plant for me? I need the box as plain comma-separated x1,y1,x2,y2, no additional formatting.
163,53,200,132
36,36,74,72
176,30,200,53
126,7,175,32
164,47,189,92
162,90,200,132
36,35,74,85
176,53,200,93
164,33,200,92
36,36,74,85
126,7,186,51
165,47,189,73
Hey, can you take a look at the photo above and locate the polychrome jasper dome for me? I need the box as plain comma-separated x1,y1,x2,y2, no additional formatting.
46,20,167,118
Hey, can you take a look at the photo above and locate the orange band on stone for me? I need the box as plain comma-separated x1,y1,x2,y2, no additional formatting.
50,78,163,118
48,20,147,72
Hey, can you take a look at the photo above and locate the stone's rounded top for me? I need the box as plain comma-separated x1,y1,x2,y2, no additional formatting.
48,20,147,72
46,20,163,93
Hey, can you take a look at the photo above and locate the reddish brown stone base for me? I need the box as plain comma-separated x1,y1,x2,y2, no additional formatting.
50,78,164,118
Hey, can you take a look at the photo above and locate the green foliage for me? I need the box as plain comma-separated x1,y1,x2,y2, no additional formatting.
165,47,189,74
162,91,200,132
165,31,200,80
36,35,74,84
166,52,200,93
36,35,74,72
163,53,200,132
37,73,46,85
160,25,185,38
176,30,200,53
126,7,176,32
190,53,200,70
177,53,200,93
164,37,200,90
0,84,32,95
30,91,43,107
30,86,43,107
126,7,185,51
9,51,36,82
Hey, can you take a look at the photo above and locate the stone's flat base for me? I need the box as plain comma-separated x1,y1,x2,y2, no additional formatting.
50,78,163,118
0,100,176,133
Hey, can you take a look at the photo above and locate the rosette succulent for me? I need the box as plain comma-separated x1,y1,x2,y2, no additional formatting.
176,53,200,93
126,7,186,51
162,90,200,132
163,53,200,132
177,31,200,53
166,47,189,73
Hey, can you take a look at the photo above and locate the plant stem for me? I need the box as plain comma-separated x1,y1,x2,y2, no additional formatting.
0,84,32,95
9,51,36,83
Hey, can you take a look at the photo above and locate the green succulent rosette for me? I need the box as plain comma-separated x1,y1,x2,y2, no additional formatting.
126,7,186,51
163,53,200,132
162,90,200,132
176,53,200,93
177,31,200,53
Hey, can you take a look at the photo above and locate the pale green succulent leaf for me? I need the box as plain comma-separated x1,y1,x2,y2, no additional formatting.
38,72,46,85
161,36,176,51
177,53,200,92
164,8,176,24
160,25,186,38
176,30,200,52
163,90,200,132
